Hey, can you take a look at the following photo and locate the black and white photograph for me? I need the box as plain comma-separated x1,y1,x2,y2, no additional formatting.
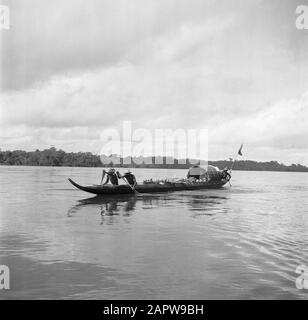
1,0,308,305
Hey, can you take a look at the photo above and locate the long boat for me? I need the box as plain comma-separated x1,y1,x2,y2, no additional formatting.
68,177,230,196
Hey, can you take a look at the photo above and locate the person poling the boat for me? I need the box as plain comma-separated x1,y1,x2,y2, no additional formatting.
101,168,119,186
117,170,137,187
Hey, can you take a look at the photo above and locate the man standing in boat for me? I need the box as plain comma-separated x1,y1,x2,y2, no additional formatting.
117,170,137,187
101,168,119,186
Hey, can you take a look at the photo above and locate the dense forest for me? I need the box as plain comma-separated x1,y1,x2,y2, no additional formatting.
0,147,308,172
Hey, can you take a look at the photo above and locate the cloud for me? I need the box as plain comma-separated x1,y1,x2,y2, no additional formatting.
1,0,235,90
1,0,308,165
1,65,308,164
209,92,308,163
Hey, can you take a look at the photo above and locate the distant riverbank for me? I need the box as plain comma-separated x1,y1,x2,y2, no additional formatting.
1,148,308,172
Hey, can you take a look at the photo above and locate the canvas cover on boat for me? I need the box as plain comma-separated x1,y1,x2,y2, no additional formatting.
187,166,206,176
188,165,220,176
203,165,220,174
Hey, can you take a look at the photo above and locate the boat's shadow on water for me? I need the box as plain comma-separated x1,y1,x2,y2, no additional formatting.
67,194,137,218
67,194,171,218
67,191,230,221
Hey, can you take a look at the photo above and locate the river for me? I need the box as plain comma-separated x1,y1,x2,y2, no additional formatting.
0,166,308,299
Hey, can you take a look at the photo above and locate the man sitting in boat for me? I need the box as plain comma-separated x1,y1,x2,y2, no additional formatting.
117,170,137,187
102,168,119,186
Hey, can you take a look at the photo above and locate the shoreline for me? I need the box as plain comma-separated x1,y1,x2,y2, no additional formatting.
1,164,308,173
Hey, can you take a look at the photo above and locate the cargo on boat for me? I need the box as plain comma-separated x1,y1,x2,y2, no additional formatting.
68,165,231,195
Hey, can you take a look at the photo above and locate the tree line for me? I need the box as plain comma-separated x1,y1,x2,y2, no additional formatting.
0,147,308,172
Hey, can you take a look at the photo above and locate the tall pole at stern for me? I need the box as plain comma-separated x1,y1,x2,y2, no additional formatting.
230,144,243,173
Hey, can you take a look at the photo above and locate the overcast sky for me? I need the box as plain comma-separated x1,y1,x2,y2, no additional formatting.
1,0,308,164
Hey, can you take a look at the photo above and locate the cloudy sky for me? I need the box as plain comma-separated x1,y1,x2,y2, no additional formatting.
0,0,308,164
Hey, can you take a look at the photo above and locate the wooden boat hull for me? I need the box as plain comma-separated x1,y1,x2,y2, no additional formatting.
68,178,228,195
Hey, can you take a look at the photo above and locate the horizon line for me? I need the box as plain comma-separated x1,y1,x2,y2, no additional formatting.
0,146,307,168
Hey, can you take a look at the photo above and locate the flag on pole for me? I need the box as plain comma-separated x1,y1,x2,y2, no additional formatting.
238,144,243,156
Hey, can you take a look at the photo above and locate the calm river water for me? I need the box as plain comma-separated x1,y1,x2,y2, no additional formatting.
0,166,308,299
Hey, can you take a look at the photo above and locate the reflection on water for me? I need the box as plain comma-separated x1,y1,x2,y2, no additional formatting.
68,195,137,218
1,166,308,299
67,193,229,221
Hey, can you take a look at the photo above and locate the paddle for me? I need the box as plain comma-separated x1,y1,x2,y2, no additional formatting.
120,176,140,195
100,169,106,185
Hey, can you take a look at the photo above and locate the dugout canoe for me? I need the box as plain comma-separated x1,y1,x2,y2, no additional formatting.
68,177,229,195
